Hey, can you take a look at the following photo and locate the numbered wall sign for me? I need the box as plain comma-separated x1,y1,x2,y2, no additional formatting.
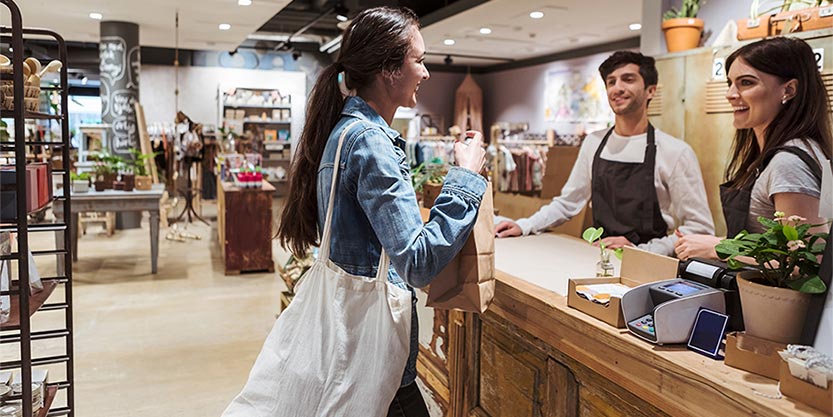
712,57,726,80
813,48,824,72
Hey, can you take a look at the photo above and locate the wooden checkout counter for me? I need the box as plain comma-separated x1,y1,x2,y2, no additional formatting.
414,233,828,417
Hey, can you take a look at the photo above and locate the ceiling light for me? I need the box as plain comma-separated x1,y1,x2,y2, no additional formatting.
529,11,544,19
443,39,455,46
238,0,252,5
335,4,349,22
480,27,492,35
219,23,231,30
89,12,103,20
629,23,642,31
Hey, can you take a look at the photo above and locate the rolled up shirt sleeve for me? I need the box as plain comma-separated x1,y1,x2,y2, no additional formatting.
347,130,487,288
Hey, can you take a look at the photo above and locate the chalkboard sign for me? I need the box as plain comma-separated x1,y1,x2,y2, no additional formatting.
99,23,141,158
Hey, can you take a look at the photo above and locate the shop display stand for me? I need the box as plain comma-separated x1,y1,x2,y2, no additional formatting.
171,155,208,226
220,87,293,195
0,1,74,415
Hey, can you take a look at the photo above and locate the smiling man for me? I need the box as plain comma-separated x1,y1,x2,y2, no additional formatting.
495,51,715,256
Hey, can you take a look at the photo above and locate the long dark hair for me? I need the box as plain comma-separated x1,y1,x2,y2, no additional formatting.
725,36,833,187
277,7,419,256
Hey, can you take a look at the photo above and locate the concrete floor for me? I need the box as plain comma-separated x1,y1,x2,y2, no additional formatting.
9,199,291,416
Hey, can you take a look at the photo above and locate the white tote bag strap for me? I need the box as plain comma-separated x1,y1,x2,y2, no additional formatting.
319,120,390,283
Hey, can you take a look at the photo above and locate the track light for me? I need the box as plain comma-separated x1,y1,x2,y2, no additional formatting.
292,50,302,61
444,55,453,65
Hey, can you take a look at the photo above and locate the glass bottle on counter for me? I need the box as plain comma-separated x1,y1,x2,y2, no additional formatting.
596,249,615,277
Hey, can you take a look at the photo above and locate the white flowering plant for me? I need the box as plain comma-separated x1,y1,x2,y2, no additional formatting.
715,212,829,294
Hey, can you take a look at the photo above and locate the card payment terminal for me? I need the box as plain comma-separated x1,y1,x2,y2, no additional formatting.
622,279,726,344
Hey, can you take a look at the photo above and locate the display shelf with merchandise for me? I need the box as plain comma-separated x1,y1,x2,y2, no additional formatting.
0,2,75,416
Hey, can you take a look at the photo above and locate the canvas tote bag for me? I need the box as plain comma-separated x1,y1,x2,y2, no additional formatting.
223,121,412,417
426,182,495,313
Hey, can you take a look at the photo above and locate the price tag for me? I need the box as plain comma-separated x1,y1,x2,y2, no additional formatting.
813,48,824,72
712,57,726,80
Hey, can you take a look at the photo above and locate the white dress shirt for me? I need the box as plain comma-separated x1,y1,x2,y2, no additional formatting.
515,127,715,256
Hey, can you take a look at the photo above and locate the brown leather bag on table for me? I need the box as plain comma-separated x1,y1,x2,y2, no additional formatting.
427,182,495,314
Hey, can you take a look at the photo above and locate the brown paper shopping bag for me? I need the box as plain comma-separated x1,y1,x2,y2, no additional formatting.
427,182,495,313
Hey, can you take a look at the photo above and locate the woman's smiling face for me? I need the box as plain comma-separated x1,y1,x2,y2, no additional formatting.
725,57,794,136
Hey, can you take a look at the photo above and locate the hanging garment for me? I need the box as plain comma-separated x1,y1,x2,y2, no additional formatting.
591,125,667,245
454,74,483,133
222,121,412,417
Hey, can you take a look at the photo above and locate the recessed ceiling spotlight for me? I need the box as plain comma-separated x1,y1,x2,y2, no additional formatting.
529,11,544,19
89,12,103,20
629,23,642,31
219,23,231,30
480,27,492,35
444,39,455,46
238,0,252,5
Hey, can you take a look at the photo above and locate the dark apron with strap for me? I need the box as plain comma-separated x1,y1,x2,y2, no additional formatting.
591,124,668,245
720,146,823,237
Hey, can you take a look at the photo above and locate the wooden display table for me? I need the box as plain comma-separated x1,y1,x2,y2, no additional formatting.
53,185,165,274
217,181,275,275
415,234,826,417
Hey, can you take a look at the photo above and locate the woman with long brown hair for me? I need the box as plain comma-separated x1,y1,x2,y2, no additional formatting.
675,36,832,260
274,7,486,416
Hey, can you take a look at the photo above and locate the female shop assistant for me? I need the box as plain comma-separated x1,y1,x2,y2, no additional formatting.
675,37,832,260
277,7,486,416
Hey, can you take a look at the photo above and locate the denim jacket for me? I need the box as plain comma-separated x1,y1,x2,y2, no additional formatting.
317,96,487,386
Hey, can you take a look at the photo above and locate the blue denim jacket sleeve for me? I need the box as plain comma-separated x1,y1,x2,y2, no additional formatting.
344,128,488,288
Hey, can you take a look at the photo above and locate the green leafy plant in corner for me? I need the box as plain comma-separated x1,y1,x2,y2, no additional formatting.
715,212,829,294
582,227,624,260
663,0,701,20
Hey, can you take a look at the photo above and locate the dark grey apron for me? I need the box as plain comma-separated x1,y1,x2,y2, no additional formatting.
591,125,667,245
720,146,822,237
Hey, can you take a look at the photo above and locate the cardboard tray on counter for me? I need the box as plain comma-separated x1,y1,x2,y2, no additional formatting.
567,246,679,328
724,331,786,380
779,359,833,415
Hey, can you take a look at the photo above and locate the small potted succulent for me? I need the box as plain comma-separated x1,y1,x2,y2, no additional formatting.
119,162,135,192
716,212,829,343
92,160,113,191
662,0,703,52
70,171,91,193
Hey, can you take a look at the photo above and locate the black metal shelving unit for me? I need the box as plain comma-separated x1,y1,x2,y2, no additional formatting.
0,0,74,416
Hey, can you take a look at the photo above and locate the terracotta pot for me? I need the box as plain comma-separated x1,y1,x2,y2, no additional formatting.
422,183,443,209
135,175,152,191
737,272,811,344
662,18,704,52
122,173,135,192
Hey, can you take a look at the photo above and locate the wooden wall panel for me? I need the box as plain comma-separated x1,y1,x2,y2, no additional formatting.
650,57,686,139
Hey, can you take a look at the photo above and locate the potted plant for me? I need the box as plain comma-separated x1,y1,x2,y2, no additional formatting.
716,212,829,343
411,160,446,209
91,151,123,190
119,162,135,192
662,0,703,52
129,148,155,191
582,227,625,277
70,171,90,193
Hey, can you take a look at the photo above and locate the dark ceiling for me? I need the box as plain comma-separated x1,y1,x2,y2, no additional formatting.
258,0,467,39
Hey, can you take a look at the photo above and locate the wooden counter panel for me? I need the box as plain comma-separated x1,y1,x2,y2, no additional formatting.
488,271,825,417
